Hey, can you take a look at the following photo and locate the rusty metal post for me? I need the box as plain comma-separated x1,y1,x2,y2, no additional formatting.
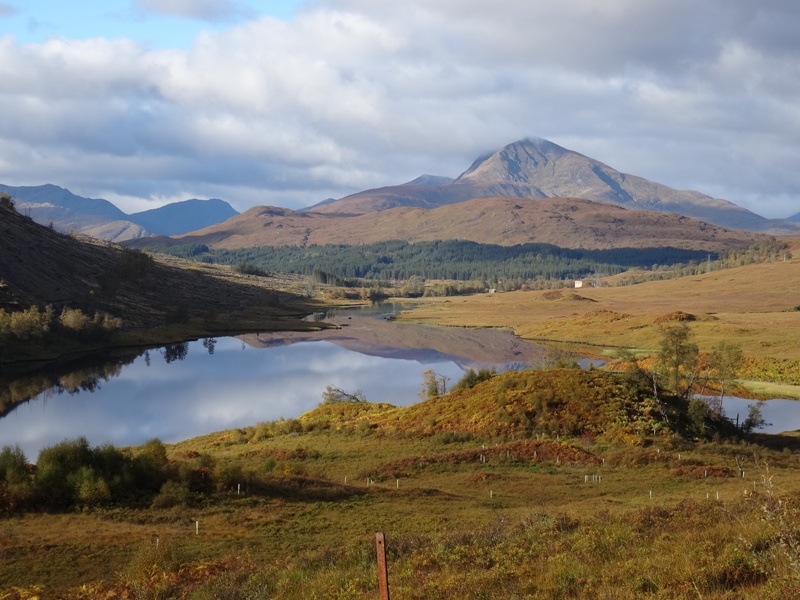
376,532,390,600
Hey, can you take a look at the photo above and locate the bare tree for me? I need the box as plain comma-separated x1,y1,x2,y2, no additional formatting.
321,385,366,404
419,369,449,399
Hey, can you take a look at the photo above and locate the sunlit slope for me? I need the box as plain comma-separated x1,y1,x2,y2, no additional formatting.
398,255,800,361
164,197,761,251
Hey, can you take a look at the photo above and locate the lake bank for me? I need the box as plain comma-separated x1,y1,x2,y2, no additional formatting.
0,309,546,460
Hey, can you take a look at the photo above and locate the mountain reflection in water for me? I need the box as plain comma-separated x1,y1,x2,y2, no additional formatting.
0,311,545,460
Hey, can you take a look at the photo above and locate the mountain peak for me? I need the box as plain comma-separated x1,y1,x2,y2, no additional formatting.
302,138,799,233
457,138,573,185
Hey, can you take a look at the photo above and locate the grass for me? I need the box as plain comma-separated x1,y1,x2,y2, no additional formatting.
739,380,800,400
3,246,800,596
395,256,800,393
4,370,800,598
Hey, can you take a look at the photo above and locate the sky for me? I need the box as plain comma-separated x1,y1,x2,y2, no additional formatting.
0,1,798,218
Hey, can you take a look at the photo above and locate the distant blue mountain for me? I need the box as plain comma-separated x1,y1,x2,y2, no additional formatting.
0,183,128,221
788,212,800,222
0,183,239,241
130,199,239,236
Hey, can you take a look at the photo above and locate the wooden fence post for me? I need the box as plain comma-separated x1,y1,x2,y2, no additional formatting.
376,532,390,600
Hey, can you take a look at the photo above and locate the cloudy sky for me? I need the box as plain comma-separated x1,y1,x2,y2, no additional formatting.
1,0,798,218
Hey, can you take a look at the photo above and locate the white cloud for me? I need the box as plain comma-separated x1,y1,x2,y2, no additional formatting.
0,0,798,218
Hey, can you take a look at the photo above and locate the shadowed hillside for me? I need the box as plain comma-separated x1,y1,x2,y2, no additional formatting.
0,200,321,360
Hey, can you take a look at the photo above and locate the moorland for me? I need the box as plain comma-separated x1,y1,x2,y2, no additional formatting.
2,241,800,598
2,174,800,598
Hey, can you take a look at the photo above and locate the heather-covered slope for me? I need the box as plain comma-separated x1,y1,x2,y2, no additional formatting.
160,196,761,252
0,202,315,337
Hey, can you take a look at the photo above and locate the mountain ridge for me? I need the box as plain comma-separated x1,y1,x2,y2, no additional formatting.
128,198,239,236
133,196,763,252
307,138,798,234
0,184,239,242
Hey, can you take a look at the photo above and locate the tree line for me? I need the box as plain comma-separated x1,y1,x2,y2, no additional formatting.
0,435,260,514
152,240,713,283
0,305,123,361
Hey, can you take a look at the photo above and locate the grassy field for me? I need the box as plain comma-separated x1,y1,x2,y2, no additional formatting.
395,253,800,395
3,370,800,598
3,251,800,598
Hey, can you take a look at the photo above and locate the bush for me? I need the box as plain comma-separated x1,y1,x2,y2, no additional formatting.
0,445,29,485
0,192,14,211
35,437,98,506
133,438,169,491
32,437,168,508
452,368,496,391
75,466,112,505
0,305,121,345
59,307,91,331
152,480,192,509
5,305,53,339
235,262,269,277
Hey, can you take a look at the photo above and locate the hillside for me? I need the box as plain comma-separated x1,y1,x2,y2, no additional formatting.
0,201,320,354
309,138,799,234
5,366,800,598
157,196,761,252
397,250,800,367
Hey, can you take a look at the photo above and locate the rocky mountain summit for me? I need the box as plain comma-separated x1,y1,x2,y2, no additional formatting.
309,138,798,233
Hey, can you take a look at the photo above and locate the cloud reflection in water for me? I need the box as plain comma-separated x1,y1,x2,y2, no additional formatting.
0,338,466,460
4,335,798,463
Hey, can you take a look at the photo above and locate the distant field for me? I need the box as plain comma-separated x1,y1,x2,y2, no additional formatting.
396,255,800,366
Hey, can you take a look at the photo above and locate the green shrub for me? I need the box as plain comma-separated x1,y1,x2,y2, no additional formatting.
213,462,244,491
0,445,29,485
235,262,269,277
75,466,112,505
452,368,496,391
36,437,94,505
32,437,168,508
152,480,192,509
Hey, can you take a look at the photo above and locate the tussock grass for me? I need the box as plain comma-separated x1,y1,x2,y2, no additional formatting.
397,255,800,366
4,369,800,598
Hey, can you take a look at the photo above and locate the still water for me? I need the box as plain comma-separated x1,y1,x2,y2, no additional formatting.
1,338,467,461
1,309,797,461
0,309,544,460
